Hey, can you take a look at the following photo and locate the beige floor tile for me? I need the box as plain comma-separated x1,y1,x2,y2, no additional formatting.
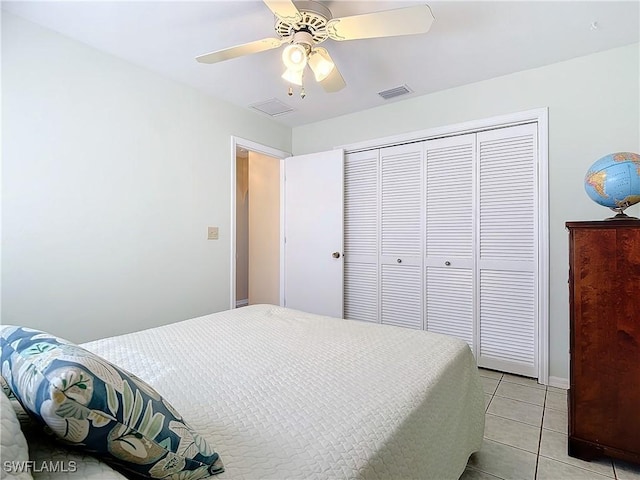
481,376,500,395
500,373,545,390
539,429,614,477
615,460,640,480
483,414,541,454
542,407,567,434
487,396,544,427
466,439,536,480
460,466,505,479
478,368,503,381
547,385,568,394
495,382,546,406
537,456,614,479
467,370,637,480
545,390,567,411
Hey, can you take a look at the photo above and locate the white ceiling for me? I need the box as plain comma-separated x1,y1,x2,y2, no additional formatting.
3,1,639,127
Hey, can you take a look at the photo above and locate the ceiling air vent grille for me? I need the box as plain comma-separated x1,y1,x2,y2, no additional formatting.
378,84,413,100
250,98,294,117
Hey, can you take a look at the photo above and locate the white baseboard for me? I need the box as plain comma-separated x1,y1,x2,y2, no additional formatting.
236,299,249,308
548,376,569,390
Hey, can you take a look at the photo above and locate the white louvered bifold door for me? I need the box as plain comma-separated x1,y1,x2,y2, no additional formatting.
379,144,424,329
477,123,538,377
424,134,476,349
344,150,379,323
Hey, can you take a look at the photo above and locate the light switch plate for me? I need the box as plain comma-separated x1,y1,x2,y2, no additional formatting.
207,226,219,240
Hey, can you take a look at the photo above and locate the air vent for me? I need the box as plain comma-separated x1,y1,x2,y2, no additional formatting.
378,84,413,100
250,98,294,117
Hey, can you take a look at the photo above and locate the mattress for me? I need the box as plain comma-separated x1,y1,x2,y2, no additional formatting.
28,304,485,479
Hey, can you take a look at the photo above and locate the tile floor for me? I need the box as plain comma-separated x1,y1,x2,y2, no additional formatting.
461,368,640,480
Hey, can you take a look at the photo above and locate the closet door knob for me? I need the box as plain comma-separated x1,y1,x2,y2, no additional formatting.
445,261,451,266
397,258,402,263
332,252,341,259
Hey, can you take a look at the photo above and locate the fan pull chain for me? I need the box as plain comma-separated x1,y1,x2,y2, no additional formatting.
286,84,306,99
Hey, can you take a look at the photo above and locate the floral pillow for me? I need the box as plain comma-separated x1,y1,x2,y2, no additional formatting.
0,326,224,479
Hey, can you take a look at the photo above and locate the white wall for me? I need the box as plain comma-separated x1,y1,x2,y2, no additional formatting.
292,43,640,382
1,12,291,342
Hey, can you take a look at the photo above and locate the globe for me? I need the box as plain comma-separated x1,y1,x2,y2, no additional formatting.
584,152,640,218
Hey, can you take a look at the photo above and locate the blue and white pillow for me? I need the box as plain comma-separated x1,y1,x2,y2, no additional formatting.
0,326,224,479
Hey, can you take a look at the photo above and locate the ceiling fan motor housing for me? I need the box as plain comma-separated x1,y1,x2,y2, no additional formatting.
291,31,314,51
274,0,332,44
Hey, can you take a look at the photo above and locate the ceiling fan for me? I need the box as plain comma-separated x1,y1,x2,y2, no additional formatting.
196,0,435,97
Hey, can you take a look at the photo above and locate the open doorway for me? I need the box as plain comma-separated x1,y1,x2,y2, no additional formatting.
231,137,289,309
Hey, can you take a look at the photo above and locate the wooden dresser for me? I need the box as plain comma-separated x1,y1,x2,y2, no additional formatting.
566,220,640,464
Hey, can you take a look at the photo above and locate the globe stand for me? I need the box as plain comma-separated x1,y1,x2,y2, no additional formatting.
606,208,639,221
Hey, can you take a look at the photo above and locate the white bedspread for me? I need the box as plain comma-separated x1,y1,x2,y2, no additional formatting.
74,305,484,479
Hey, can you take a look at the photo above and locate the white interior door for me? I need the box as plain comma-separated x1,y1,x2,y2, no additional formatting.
379,143,424,329
477,123,538,377
283,149,344,317
344,150,379,323
284,150,344,318
424,134,476,348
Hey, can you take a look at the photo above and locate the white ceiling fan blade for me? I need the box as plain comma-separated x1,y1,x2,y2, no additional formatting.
319,58,346,93
196,38,286,64
263,0,302,23
327,4,435,41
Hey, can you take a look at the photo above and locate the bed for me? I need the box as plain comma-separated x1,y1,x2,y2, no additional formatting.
2,304,485,479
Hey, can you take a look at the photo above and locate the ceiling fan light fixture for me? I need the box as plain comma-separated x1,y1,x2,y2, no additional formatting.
282,67,304,86
282,43,308,71
197,2,438,96
308,48,335,82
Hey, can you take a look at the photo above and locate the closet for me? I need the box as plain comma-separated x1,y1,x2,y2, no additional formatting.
344,123,539,377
